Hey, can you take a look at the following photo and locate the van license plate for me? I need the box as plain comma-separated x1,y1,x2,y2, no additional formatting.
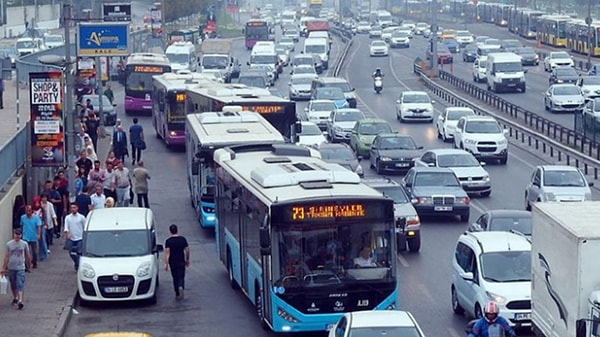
434,206,453,211
104,286,128,293
514,313,531,320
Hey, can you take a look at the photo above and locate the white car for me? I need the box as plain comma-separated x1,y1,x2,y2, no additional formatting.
381,26,399,42
414,22,429,35
288,73,318,101
436,107,476,141
454,30,474,46
576,76,600,101
303,99,338,128
583,97,600,118
524,165,593,210
279,37,295,52
356,21,371,34
543,84,585,113
474,35,490,47
453,115,508,164
452,231,532,328
472,56,487,83
390,30,410,48
414,148,491,196
296,121,326,147
544,51,574,71
328,311,426,337
395,91,434,122
369,40,389,57
483,38,502,48
369,25,383,38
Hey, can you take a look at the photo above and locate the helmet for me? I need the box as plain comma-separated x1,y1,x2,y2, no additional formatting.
483,301,499,322
376,67,381,72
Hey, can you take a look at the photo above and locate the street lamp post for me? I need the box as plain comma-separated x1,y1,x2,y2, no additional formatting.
431,0,439,77
586,5,592,71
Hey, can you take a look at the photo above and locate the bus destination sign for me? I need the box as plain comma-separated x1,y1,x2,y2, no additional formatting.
242,105,285,114
291,204,366,221
134,65,164,73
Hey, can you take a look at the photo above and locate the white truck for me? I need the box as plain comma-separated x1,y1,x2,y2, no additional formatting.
200,39,233,83
531,202,600,337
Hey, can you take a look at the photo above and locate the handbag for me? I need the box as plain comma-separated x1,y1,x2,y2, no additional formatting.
129,186,134,205
137,140,147,150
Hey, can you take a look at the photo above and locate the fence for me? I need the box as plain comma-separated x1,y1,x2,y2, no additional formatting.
0,127,27,190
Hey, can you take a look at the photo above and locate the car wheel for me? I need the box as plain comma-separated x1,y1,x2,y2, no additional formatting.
452,286,465,315
544,98,549,111
407,234,421,252
525,194,532,211
474,303,483,319
437,126,442,139
500,156,508,165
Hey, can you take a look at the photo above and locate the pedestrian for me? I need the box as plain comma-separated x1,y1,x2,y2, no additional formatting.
104,84,114,104
19,205,41,269
32,197,48,262
102,161,116,200
113,160,131,207
75,185,93,217
164,224,189,300
113,125,128,163
1,229,32,310
0,78,4,109
75,166,88,196
84,113,100,151
41,180,62,227
104,197,115,208
129,118,145,166
40,194,57,249
85,137,97,162
90,184,106,210
12,195,26,230
75,149,93,177
88,160,106,187
133,161,151,208
64,203,86,271
106,150,118,167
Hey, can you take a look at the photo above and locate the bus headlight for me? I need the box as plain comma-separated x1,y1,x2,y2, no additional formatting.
277,307,299,323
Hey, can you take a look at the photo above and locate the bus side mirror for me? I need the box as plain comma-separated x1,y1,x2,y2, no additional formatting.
294,121,302,134
259,226,271,256
576,319,586,337
191,155,200,176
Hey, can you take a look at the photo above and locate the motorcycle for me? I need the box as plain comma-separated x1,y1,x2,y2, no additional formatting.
373,76,383,94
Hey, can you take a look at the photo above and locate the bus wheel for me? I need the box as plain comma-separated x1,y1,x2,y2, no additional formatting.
227,251,239,289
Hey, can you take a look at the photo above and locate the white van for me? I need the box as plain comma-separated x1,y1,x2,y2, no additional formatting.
308,30,332,47
303,37,329,69
77,208,163,304
165,41,198,72
15,37,40,56
486,52,527,93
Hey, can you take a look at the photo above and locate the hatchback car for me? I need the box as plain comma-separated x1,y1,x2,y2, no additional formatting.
451,231,532,327
349,119,393,158
524,165,593,210
454,30,474,46
549,66,579,85
326,108,366,143
396,91,435,122
369,40,389,57
468,210,532,237
500,39,521,53
543,84,585,113
303,99,337,129
441,38,460,53
356,21,371,34
369,134,423,174
414,149,491,197
401,167,470,221
296,121,326,147
426,43,453,64
319,142,364,177
453,115,509,164
288,74,317,101
328,311,426,337
279,36,295,52
436,107,476,141
390,30,410,48
369,25,383,38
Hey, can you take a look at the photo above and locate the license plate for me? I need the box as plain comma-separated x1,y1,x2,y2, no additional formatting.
104,286,128,293
514,313,531,320
434,206,453,211
395,163,409,167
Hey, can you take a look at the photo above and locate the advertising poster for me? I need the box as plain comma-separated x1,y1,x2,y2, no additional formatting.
29,72,64,167
151,8,163,38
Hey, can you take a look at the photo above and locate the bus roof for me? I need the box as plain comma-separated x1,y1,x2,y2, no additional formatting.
186,111,284,149
214,144,383,205
186,83,291,104
152,72,215,92
126,53,170,66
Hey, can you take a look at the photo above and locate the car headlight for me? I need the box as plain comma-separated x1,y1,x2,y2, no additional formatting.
465,139,477,144
137,261,152,278
486,291,507,304
456,197,470,204
401,107,410,113
498,139,508,145
80,263,95,279
520,76,526,82
359,136,369,142
543,192,556,201
380,156,392,161
333,125,343,133
583,89,590,94
483,175,490,182
414,197,431,204
290,87,298,94
406,215,420,225
556,79,564,83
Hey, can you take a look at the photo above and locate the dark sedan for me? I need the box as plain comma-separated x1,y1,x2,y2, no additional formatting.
549,66,579,85
319,143,364,177
514,47,539,66
441,38,460,53
369,133,423,174
468,209,532,237
401,167,470,222
462,44,478,62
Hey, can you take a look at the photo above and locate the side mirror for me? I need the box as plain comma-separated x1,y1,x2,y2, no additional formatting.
460,271,474,281
427,162,435,167
589,182,595,187
304,107,309,112
417,146,424,150
259,226,271,256
396,99,401,104
431,100,436,104
191,156,200,176
357,155,363,161
524,69,528,73
112,103,117,107
503,129,509,135
246,61,250,66
154,244,164,253
351,130,357,134
480,162,486,166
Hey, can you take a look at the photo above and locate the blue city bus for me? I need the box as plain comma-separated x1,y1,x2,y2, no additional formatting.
213,143,398,333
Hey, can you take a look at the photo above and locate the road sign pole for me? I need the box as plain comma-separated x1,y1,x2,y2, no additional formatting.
64,0,77,200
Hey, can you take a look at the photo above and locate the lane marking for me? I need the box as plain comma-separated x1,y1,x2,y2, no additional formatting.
448,326,464,337
417,282,436,304
397,254,410,268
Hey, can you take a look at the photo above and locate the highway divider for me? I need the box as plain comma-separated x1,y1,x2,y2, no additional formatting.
415,64,600,180
329,26,355,77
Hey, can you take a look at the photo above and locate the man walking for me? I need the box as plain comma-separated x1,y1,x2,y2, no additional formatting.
20,205,41,269
164,224,189,300
129,118,144,165
102,161,116,200
133,161,151,208
113,125,128,163
64,203,86,271
113,160,131,207
1,229,31,310
90,184,106,210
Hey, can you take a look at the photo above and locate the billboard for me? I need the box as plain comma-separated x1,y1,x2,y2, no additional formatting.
151,7,163,37
103,2,132,21
29,72,64,167
77,22,130,56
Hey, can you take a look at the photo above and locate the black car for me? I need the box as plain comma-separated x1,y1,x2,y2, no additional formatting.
319,143,364,177
468,209,532,237
401,167,470,222
462,44,478,62
514,47,539,66
549,66,579,85
369,133,423,174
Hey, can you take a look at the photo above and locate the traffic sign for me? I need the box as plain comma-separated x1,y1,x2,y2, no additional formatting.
77,23,130,56
585,16,593,26
103,2,132,22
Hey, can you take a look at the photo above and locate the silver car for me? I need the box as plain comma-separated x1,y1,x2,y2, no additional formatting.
544,84,585,113
303,99,337,129
583,98,600,118
288,74,317,101
326,108,366,143
524,165,593,210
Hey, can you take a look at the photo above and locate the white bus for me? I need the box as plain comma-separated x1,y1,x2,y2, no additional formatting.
186,109,285,228
212,142,398,332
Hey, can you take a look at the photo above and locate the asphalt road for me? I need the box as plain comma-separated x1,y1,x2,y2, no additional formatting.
64,25,600,337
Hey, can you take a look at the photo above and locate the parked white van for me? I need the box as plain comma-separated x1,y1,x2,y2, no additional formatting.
165,41,198,72
486,52,527,93
77,208,163,304
304,37,329,69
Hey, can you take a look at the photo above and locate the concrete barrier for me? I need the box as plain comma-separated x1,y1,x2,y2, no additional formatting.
0,174,24,254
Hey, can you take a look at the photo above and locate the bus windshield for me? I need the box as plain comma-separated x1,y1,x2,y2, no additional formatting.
125,65,170,94
168,95,186,125
246,24,269,40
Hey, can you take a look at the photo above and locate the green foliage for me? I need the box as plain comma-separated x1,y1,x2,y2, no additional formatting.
164,0,207,22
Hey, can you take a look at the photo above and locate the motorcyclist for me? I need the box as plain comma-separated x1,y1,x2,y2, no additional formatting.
468,302,516,337
372,67,384,79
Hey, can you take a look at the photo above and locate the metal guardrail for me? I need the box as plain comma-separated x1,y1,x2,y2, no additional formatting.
329,26,354,77
0,127,27,190
416,68,600,180
435,70,600,160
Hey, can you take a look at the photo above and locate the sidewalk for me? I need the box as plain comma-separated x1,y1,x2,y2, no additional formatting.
0,77,30,148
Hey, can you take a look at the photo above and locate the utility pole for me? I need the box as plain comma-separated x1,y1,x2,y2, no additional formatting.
586,2,592,70
431,0,439,77
64,0,76,199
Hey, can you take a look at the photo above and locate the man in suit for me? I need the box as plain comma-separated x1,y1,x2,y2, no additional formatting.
113,125,128,163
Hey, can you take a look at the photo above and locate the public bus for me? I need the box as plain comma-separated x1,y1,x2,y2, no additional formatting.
511,9,545,39
168,28,199,43
124,53,171,114
492,3,512,27
185,83,297,139
151,72,214,146
213,142,398,332
537,15,571,47
185,110,285,228
244,19,271,50
566,20,600,57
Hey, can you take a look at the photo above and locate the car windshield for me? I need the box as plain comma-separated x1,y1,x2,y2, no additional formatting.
335,110,364,121
465,121,501,133
552,53,570,59
480,251,531,282
45,36,63,43
281,38,293,44
438,154,479,168
83,230,150,257
305,44,326,53
414,172,460,187
489,216,532,236
310,102,336,111
202,55,229,69
442,38,458,45
239,76,266,88
494,62,522,72
291,76,314,85
379,136,417,150
517,47,535,55
285,30,298,35
359,122,392,135
300,123,322,135
320,147,355,161
502,40,520,48
294,57,313,65
251,55,277,65
582,77,600,85
316,87,345,100
479,47,501,56
275,47,287,54
16,40,36,48
555,68,577,76
293,67,315,74
403,93,431,103
456,31,471,37
373,186,409,204
553,86,580,95
167,53,189,64
543,170,586,187
393,31,409,38
447,109,474,120
372,41,386,47
464,45,477,51
345,326,422,337
485,39,501,45
437,44,451,53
